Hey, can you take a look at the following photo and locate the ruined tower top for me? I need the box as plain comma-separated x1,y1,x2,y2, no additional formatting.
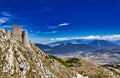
12,25,22,42
13,25,21,34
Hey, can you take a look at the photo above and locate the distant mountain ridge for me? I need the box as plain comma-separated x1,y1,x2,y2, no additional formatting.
48,39,120,47
47,39,93,47
94,46,120,54
89,40,119,49
36,43,97,54
46,43,96,54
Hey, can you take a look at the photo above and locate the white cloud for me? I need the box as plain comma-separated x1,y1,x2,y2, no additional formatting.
47,22,70,29
1,11,11,17
81,35,120,41
0,11,15,26
51,38,69,41
0,11,12,26
0,17,9,24
58,22,70,26
44,31,57,34
50,35,120,42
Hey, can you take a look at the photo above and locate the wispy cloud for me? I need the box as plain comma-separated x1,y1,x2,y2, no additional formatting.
0,17,9,25
47,22,70,29
0,11,14,26
51,38,69,41
50,35,120,41
36,31,41,34
81,35,120,41
44,31,57,34
58,22,70,26
33,30,53,34
1,11,11,17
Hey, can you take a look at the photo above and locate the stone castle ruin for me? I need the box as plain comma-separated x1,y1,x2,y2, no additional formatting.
11,25,22,42
6,24,30,48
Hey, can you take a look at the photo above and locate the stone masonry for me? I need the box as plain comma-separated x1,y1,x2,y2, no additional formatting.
22,30,30,48
6,24,30,48
11,25,22,42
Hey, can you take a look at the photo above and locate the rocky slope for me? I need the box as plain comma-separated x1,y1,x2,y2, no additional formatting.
62,58,120,78
0,28,87,78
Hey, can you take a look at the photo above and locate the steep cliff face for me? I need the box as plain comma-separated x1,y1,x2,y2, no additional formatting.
0,29,87,78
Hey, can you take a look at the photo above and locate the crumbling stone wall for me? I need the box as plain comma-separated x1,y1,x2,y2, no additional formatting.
11,25,22,42
8,25,30,48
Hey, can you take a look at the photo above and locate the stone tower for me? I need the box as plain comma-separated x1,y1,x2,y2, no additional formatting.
12,25,22,42
22,30,30,48
10,25,30,48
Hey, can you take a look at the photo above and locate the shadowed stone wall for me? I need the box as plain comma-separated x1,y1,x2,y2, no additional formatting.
22,30,30,48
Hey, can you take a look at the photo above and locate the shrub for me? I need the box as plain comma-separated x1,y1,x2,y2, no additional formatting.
48,55,70,67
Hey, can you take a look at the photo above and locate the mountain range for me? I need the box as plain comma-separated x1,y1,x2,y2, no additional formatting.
36,40,119,54
46,43,96,54
47,39,120,47
47,39,93,47
36,40,120,65
89,40,119,49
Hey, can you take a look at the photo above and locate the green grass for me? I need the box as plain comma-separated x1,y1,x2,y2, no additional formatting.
66,58,81,67
48,55,70,67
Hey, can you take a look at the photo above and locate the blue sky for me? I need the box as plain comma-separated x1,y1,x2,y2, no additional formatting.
0,0,120,43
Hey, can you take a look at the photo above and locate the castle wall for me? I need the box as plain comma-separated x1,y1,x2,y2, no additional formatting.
11,25,22,42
